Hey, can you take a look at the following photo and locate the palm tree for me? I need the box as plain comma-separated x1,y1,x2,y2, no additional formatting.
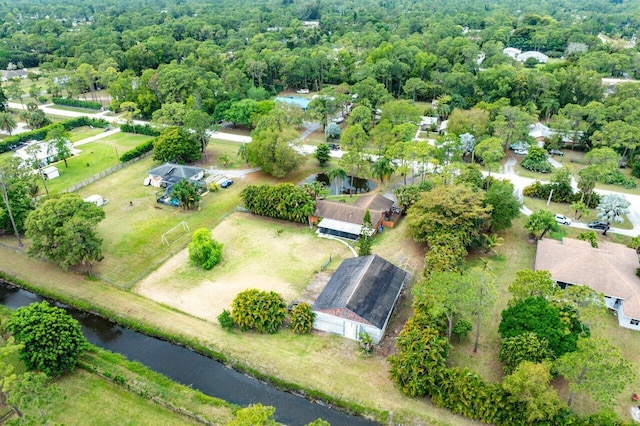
328,167,347,195
0,112,17,136
370,157,394,184
237,143,249,165
482,233,504,255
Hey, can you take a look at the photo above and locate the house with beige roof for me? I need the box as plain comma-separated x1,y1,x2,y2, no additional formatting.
535,238,640,331
310,193,395,240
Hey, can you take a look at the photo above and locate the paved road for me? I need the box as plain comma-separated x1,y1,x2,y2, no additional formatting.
9,100,640,236
494,154,640,237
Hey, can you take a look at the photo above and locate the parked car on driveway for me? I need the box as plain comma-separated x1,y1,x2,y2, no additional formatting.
588,221,610,230
548,149,564,156
555,214,572,225
220,179,233,188
514,149,528,155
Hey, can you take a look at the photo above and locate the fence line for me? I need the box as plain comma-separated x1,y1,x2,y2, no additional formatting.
62,152,152,193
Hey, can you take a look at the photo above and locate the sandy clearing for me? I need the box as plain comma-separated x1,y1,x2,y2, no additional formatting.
134,213,351,321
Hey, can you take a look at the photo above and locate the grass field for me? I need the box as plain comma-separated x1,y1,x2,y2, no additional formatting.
67,125,108,142
43,133,153,194
46,104,101,114
0,335,235,424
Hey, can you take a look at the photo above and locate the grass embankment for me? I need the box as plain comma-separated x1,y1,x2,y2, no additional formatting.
0,307,235,425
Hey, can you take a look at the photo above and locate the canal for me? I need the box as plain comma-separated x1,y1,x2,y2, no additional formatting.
0,283,378,426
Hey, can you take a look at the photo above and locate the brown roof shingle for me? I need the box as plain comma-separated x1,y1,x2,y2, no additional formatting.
314,194,393,225
535,238,640,318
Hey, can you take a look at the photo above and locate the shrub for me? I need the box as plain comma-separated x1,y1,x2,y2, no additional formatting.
52,97,102,110
577,230,598,248
217,309,234,331
188,228,223,270
208,182,219,192
231,289,287,334
289,302,315,334
120,123,161,136
119,139,155,162
7,301,87,377
498,332,552,374
358,331,375,355
452,318,472,340
521,157,554,173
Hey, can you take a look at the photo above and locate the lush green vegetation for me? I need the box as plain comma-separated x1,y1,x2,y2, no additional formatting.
1,0,640,423
52,97,101,110
241,183,315,223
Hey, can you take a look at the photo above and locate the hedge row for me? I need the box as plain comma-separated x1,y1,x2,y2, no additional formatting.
240,183,315,223
120,123,161,136
52,97,102,110
119,138,156,162
0,116,109,153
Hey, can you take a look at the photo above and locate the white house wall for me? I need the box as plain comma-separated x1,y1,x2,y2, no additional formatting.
313,312,383,344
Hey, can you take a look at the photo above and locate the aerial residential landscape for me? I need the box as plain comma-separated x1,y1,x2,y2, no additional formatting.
2,0,640,424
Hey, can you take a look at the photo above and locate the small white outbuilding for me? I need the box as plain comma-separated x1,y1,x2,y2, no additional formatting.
41,166,59,180
83,194,107,207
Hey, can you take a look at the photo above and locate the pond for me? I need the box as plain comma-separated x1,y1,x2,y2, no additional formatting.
0,282,378,426
302,173,376,196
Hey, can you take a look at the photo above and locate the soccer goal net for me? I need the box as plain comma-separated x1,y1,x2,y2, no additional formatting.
161,221,190,247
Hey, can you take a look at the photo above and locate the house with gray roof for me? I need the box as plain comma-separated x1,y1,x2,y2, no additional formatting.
147,163,205,189
313,254,408,344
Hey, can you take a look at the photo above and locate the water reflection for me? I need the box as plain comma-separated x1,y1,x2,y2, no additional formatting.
302,173,376,195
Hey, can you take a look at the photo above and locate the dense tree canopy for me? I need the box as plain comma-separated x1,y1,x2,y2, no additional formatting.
25,193,105,272
7,301,87,377
499,297,587,358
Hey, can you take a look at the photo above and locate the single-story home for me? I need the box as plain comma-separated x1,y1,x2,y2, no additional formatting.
535,237,640,331
516,51,549,64
528,122,573,145
419,116,439,131
310,193,395,240
503,47,522,60
313,254,408,344
15,140,79,168
1,69,28,82
147,163,205,188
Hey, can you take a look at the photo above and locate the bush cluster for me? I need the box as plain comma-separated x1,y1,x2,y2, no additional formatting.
599,169,637,189
523,181,600,208
521,157,554,173
0,116,108,153
119,139,155,162
120,123,161,136
230,289,287,334
52,97,102,110
241,183,315,223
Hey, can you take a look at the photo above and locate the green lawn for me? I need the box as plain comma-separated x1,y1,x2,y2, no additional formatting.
46,104,101,114
43,133,153,194
74,156,245,287
67,125,108,143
